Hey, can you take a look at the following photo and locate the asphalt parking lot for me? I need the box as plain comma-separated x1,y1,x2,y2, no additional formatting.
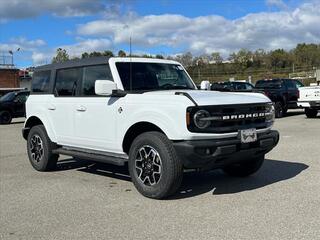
0,111,319,240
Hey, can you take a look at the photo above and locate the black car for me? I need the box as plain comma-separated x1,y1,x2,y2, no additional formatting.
255,79,304,118
211,81,254,92
0,90,30,124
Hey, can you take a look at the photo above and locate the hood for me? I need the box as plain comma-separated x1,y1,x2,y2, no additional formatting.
143,90,270,106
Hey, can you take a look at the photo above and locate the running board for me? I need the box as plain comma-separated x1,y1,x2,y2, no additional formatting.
53,147,128,166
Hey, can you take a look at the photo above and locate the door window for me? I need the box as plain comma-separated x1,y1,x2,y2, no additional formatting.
55,68,81,96
81,65,113,96
15,93,29,103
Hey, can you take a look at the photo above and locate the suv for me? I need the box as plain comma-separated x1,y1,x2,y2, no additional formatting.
0,90,30,124
23,57,279,199
255,79,304,118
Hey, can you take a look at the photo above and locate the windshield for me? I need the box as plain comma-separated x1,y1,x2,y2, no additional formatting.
0,92,15,102
116,62,196,92
255,80,283,89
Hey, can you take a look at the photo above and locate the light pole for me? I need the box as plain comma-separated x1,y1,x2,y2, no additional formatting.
8,48,20,67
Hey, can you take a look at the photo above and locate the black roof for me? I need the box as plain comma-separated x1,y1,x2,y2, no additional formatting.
35,56,111,71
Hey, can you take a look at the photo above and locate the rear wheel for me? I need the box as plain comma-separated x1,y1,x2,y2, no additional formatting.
27,125,59,171
223,156,265,177
305,108,318,118
0,110,12,124
128,131,183,199
275,102,285,118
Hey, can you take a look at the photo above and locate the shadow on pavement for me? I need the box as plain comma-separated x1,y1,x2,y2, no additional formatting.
56,158,131,182
170,159,308,199
55,158,308,199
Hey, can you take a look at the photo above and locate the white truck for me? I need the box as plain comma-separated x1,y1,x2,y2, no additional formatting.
22,57,279,199
298,85,320,118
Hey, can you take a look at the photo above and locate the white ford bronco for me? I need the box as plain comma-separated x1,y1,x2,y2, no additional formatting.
23,57,279,199
298,84,320,118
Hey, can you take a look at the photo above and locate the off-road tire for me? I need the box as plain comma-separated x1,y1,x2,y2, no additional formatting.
128,131,183,199
27,125,59,171
223,156,265,177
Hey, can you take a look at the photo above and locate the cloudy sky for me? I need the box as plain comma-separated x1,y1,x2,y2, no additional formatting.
0,0,319,67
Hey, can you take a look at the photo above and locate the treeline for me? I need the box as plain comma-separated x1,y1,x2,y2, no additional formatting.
52,43,320,83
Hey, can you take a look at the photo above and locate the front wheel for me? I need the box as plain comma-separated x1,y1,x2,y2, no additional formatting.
305,108,318,118
27,125,59,171
223,156,265,177
128,131,183,199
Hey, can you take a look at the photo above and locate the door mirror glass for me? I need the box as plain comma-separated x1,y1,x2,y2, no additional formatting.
95,80,117,96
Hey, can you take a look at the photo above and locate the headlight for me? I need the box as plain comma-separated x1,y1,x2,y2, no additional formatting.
193,110,211,129
265,103,275,122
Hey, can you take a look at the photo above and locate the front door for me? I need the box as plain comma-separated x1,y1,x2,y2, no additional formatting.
73,64,119,152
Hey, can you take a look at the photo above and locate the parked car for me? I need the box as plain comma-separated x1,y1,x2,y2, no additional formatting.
298,85,320,118
255,79,304,118
22,57,279,199
0,90,30,124
211,81,254,92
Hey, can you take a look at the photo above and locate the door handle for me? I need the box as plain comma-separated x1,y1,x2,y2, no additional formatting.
48,105,56,111
76,106,86,112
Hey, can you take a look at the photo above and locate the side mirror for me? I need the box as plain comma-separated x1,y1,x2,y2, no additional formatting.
95,80,117,96
200,80,211,90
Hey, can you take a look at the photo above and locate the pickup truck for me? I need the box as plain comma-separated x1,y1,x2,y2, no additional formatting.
255,79,304,118
298,85,320,118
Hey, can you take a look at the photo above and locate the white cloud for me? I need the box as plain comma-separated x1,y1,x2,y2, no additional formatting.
0,37,46,52
61,38,113,57
76,2,320,56
266,0,288,10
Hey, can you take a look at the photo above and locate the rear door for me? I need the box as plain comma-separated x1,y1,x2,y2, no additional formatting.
46,67,81,146
73,64,119,152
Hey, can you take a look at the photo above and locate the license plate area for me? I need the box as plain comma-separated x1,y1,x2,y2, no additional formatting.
240,128,257,143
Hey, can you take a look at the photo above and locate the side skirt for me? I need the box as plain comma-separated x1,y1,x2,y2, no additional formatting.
53,146,128,166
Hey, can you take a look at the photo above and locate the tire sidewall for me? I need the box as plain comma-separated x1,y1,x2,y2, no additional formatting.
0,111,12,124
128,132,181,199
27,125,54,171
275,102,284,118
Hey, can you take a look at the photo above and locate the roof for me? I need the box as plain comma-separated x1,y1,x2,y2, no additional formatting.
35,56,111,71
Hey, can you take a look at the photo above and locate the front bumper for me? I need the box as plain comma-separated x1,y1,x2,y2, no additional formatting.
173,130,279,170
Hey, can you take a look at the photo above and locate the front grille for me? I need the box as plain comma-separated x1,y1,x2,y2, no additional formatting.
187,103,273,133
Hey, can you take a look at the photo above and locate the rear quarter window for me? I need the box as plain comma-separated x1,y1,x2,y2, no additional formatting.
32,70,51,93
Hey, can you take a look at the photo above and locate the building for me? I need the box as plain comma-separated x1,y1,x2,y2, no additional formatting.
0,68,20,88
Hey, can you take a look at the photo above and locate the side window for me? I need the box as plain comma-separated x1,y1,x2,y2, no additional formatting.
55,68,81,96
295,80,304,88
32,70,51,93
81,64,113,96
245,83,253,90
15,93,29,103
